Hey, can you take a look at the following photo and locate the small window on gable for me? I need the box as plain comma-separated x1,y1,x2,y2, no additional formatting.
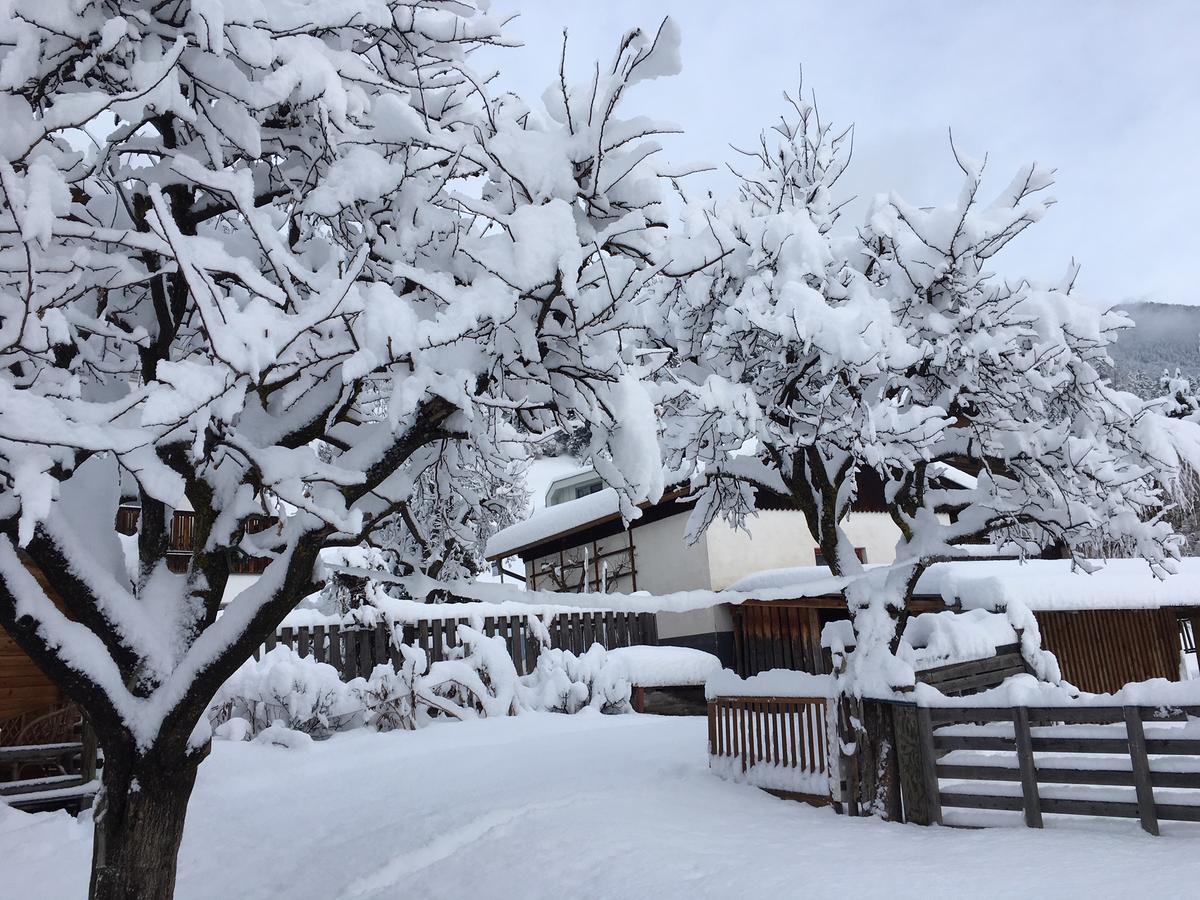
814,547,866,568
573,479,603,500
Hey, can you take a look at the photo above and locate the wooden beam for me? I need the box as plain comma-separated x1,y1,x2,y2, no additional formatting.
1124,706,1160,836
1013,707,1043,828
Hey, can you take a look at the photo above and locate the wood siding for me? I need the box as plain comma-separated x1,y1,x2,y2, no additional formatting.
0,628,62,721
0,560,65,721
1035,608,1184,694
731,599,1192,694
731,601,841,677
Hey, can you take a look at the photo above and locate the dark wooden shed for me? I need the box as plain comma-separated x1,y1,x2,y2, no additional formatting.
729,589,1198,695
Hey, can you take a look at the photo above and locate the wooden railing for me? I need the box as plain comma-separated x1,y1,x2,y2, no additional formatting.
707,696,831,803
914,643,1028,696
896,703,1200,834
260,610,660,681
116,506,274,575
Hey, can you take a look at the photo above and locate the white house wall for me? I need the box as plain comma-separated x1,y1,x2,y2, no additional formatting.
519,507,903,644
703,510,901,590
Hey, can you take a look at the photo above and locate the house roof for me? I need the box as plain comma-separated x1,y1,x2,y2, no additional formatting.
730,557,1200,612
484,462,929,563
485,487,624,560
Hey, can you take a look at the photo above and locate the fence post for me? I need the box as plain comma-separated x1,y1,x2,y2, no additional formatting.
524,616,541,674
372,623,387,671
1124,706,1160,835
80,714,98,784
1013,707,1043,829
328,624,342,674
505,616,521,671
915,706,943,825
892,702,936,825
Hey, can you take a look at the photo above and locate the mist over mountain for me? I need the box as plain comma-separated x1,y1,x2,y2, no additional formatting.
1107,302,1200,397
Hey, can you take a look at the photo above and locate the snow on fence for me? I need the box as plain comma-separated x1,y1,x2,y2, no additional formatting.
705,671,836,802
707,696,832,802
895,702,1200,834
258,611,660,681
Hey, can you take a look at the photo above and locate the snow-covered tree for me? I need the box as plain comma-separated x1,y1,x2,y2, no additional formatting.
367,436,527,585
1149,365,1200,551
0,5,683,897
659,90,1189,816
664,90,1184,644
659,89,938,575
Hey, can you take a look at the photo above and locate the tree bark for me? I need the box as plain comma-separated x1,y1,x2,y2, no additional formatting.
88,742,202,900
855,698,902,821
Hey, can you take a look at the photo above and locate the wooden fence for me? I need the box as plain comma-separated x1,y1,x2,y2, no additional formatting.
896,702,1200,834
260,610,659,681
914,643,1028,696
707,695,831,803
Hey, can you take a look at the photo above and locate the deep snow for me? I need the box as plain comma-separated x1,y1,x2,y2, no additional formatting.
3,714,1198,899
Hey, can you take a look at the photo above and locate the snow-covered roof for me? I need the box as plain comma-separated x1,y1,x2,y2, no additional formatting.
526,457,594,511
732,558,1200,611
486,459,977,564
485,487,624,560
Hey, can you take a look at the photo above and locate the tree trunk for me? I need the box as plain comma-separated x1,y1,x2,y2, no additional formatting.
855,698,902,821
89,743,202,900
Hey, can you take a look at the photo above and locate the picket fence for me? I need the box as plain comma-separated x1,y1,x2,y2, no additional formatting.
258,610,659,680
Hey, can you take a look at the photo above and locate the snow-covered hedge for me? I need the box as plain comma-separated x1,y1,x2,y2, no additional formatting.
209,629,636,744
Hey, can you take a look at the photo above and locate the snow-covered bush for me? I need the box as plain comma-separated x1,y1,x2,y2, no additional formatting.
209,630,635,744
522,645,632,715
421,626,523,720
209,647,362,740
359,648,425,733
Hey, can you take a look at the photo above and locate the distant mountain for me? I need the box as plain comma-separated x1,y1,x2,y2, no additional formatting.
1106,302,1200,397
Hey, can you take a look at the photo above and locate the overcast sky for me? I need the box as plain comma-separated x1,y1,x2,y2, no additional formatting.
490,1,1200,306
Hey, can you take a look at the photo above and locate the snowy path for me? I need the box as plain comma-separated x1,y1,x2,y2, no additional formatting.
3,713,1198,899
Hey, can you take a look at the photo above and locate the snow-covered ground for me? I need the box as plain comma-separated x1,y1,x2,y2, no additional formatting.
3,714,1198,899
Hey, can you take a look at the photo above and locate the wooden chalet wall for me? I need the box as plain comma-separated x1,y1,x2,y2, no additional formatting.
1035,608,1188,694
731,600,844,677
0,559,66,724
0,628,63,723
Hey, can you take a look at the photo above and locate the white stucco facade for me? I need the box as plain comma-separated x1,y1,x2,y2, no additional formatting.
519,505,903,642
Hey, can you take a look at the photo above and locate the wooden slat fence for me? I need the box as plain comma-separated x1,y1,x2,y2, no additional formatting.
260,611,659,681
707,695,830,801
914,643,1029,696
897,703,1200,834
730,602,828,678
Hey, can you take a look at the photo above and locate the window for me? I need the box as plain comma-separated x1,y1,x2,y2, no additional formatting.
814,547,866,568
573,480,603,500
546,473,604,507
